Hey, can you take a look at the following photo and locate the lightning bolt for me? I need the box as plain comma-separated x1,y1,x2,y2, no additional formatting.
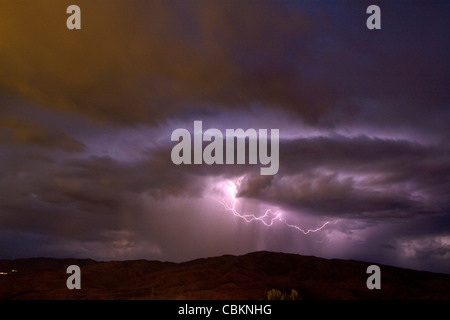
213,179,336,235
216,197,282,227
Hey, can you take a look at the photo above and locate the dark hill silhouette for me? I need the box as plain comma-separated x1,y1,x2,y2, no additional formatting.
0,251,448,300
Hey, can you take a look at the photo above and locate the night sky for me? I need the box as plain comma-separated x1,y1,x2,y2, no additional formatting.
0,1,449,273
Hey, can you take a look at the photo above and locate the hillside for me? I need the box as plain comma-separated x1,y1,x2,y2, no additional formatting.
0,251,449,300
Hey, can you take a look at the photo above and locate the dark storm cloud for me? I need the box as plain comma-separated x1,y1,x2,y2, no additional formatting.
94,132,445,223
0,147,263,260
308,1,450,135
0,0,333,125
0,154,193,223
15,133,440,224
0,144,211,241
0,1,447,134
136,134,448,222
235,136,449,219
0,116,86,152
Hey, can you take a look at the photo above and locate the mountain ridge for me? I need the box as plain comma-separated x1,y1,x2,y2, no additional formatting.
0,251,449,300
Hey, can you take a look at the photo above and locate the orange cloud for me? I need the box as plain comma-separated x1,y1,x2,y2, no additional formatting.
0,116,86,152
0,1,333,125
